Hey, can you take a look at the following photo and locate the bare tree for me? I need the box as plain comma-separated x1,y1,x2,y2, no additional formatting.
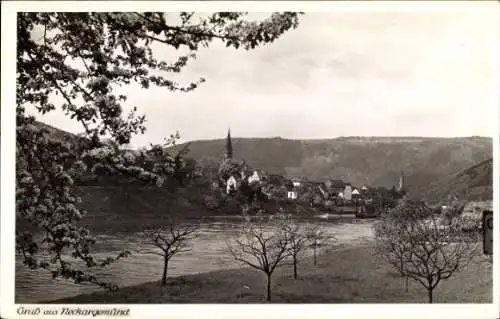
282,221,309,279
374,202,481,303
306,227,331,266
226,215,290,302
142,218,198,285
374,214,413,291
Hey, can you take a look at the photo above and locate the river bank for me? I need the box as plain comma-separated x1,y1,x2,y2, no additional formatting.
47,244,492,304
17,219,376,303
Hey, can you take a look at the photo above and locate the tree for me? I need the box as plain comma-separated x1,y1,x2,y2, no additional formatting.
306,227,331,266
313,194,324,207
218,159,246,184
226,215,290,302
373,211,413,292
374,202,481,303
179,157,200,183
17,12,302,289
82,133,180,188
239,177,268,204
282,221,309,279
142,219,198,285
172,144,194,186
16,119,134,291
372,186,400,213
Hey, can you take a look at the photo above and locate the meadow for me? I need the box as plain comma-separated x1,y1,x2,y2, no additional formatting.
49,244,492,304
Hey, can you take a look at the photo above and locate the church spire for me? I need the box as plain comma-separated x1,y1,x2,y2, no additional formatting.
225,128,233,160
397,170,404,192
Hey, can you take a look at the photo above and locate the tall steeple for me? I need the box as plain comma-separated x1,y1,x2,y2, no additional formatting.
397,170,404,192
224,128,233,160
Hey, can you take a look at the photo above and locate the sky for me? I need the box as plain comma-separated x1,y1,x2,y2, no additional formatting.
32,8,500,148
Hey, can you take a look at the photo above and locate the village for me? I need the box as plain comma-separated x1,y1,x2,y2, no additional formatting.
205,129,492,228
213,129,408,219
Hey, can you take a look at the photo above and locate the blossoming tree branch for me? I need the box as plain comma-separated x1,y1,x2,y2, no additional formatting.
16,12,302,290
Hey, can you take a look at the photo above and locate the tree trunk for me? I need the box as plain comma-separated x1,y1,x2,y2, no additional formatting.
313,245,317,266
427,287,433,303
266,273,272,302
161,256,169,286
405,276,409,292
293,257,298,279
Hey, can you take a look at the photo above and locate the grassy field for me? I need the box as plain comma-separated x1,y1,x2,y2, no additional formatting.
49,244,492,304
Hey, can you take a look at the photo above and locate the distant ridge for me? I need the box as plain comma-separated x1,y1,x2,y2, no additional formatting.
411,158,493,204
182,135,490,143
171,135,492,192
33,121,79,139
31,121,493,195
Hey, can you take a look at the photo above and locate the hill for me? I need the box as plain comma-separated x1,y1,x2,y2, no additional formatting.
29,122,493,199
411,158,493,204
32,120,84,142
172,136,493,193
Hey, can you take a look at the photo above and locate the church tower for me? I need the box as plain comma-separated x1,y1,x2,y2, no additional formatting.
224,129,233,160
397,171,404,192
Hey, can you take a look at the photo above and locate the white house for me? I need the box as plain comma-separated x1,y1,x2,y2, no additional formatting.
344,185,352,201
291,177,302,188
287,190,298,200
248,170,261,184
226,176,238,194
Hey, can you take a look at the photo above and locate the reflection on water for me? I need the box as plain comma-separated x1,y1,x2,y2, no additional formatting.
15,217,375,303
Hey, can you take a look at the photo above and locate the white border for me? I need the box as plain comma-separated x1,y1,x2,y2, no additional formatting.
2,1,499,319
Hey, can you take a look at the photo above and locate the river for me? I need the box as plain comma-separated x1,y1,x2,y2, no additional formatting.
15,216,375,303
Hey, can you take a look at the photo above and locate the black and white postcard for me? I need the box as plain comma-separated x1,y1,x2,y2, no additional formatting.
1,1,499,319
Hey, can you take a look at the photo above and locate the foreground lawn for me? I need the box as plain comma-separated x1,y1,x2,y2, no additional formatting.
50,245,492,303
